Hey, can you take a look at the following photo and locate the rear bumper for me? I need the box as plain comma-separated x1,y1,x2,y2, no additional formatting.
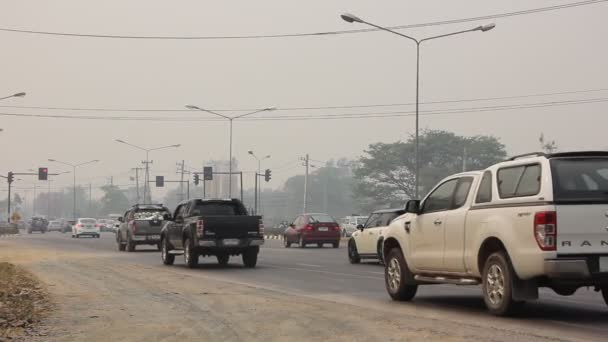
544,259,591,278
197,238,264,249
131,234,161,244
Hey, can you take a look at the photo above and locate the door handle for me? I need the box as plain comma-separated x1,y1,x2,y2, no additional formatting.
404,221,411,233
434,219,442,225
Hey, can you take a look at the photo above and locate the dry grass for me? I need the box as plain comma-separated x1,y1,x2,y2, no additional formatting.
0,262,52,339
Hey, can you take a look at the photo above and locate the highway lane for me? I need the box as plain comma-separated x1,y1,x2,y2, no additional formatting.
6,231,608,341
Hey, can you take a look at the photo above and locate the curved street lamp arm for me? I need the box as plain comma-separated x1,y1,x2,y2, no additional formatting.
420,28,479,44
356,19,419,44
148,144,180,152
186,105,231,120
115,139,147,152
234,108,276,120
75,160,99,168
48,159,75,168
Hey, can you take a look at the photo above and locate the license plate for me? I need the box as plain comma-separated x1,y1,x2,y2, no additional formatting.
318,227,328,231
223,239,239,246
133,236,146,241
600,257,608,272
148,235,160,240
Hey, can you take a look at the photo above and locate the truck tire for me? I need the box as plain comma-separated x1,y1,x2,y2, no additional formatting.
348,240,361,264
602,287,608,307
385,248,417,301
332,241,339,248
299,236,306,248
117,235,126,251
27,229,32,234
217,254,230,266
161,237,175,266
283,237,291,248
184,237,198,269
242,247,259,268
127,236,136,252
482,251,521,316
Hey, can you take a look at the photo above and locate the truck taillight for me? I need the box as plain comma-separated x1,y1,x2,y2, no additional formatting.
259,220,265,235
196,220,204,238
77,224,83,228
305,225,314,231
534,211,557,251
130,221,137,234
332,224,340,231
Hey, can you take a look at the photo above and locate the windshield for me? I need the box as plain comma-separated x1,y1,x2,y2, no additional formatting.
356,217,368,224
551,158,608,202
308,214,336,223
79,219,96,224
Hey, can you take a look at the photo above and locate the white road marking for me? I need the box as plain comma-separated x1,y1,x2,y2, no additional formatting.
367,271,384,275
296,263,322,268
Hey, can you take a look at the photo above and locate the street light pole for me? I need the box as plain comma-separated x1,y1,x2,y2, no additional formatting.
248,151,270,215
48,159,99,220
340,13,495,198
114,139,181,204
185,105,276,198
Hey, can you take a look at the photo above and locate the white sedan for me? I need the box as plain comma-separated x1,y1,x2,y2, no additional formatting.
72,218,100,238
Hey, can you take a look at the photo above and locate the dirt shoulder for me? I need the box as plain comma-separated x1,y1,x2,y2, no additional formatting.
0,240,563,342
0,262,52,340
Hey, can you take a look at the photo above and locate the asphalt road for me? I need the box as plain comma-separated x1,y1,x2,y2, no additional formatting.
6,231,608,341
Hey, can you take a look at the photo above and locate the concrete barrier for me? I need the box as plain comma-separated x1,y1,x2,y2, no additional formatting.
0,223,19,235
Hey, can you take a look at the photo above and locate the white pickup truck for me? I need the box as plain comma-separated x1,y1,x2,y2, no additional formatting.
382,151,608,315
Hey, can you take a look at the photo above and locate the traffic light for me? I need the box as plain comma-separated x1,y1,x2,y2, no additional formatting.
38,167,48,180
264,169,272,182
203,166,213,181
194,174,200,185
7,172,14,184
155,176,164,187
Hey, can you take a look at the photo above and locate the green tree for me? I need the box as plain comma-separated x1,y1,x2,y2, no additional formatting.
99,185,129,216
353,130,507,211
539,133,558,153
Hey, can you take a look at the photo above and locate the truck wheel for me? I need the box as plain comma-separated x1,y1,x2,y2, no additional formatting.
161,237,175,266
283,237,291,248
385,248,417,301
602,287,608,307
184,237,198,268
217,254,230,266
117,235,126,251
157,242,162,251
127,236,136,252
299,236,306,248
242,247,259,268
348,240,361,264
332,241,339,248
482,251,520,316
27,229,32,234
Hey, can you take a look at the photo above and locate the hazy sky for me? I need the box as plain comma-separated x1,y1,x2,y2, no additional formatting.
1,0,607,200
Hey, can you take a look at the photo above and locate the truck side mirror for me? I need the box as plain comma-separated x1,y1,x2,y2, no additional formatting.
174,216,183,224
405,200,421,214
289,224,295,228
356,224,364,231
117,217,124,223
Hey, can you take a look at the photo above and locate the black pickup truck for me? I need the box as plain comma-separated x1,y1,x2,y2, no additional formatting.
160,198,264,268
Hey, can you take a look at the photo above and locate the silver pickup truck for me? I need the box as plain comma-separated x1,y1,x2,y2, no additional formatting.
116,204,171,252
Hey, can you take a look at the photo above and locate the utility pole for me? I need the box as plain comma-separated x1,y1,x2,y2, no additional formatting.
254,172,258,215
32,183,37,215
131,167,144,204
300,154,310,214
47,179,51,217
89,183,92,215
462,146,467,172
142,158,153,204
178,161,185,202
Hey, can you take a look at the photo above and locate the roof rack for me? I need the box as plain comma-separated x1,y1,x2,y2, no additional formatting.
132,203,164,208
506,152,546,161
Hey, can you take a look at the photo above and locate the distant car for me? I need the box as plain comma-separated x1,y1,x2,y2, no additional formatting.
340,215,369,237
47,220,65,232
347,208,405,264
63,220,75,233
27,217,48,234
97,219,115,232
284,213,341,248
72,218,100,238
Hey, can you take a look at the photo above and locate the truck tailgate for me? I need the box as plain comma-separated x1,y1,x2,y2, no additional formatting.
134,219,164,235
201,216,261,239
556,204,608,254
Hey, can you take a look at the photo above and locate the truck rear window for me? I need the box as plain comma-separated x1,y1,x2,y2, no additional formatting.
551,158,608,202
134,210,168,220
191,202,246,216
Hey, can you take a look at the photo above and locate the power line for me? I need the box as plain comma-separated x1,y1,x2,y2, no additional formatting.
0,1,605,40
0,97,606,122
2,87,607,113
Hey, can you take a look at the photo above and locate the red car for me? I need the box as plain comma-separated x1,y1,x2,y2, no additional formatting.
283,213,341,248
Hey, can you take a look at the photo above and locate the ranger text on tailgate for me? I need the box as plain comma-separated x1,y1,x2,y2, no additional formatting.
160,198,264,268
